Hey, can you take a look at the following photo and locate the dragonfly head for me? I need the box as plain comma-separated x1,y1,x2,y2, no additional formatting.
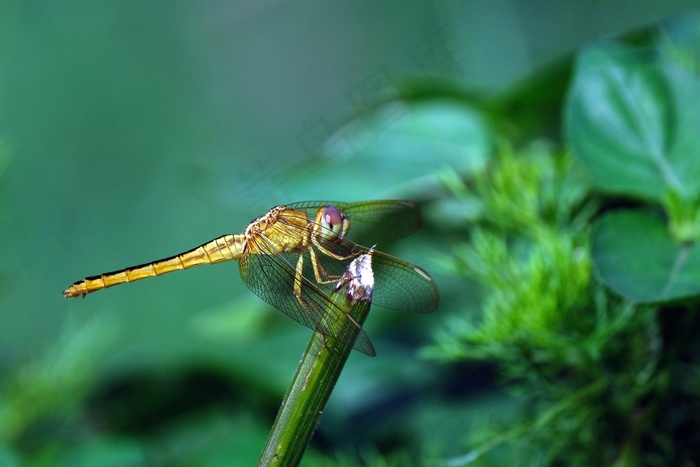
319,205,350,240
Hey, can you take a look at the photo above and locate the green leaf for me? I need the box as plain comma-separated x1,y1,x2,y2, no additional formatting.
286,100,491,199
565,44,700,202
592,210,700,303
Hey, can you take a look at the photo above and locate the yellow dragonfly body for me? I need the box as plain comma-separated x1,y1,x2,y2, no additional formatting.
64,200,439,356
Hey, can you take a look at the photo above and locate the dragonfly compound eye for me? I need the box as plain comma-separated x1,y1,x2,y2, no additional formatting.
322,205,349,237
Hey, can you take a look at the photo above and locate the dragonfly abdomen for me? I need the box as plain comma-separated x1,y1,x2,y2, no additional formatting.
63,234,245,298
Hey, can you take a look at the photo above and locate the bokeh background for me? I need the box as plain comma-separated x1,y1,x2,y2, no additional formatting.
1,1,698,465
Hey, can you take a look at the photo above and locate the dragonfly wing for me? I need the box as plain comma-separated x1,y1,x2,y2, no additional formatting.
366,250,439,313
314,243,439,314
238,241,376,356
340,200,422,247
286,200,422,248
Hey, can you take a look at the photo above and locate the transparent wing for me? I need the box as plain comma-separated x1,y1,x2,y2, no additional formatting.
238,235,376,356
312,239,439,313
279,202,439,313
286,200,422,248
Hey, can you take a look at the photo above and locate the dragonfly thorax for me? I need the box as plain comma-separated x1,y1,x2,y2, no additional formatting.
243,206,313,255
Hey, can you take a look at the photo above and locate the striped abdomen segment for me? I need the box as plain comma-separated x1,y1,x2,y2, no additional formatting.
63,234,245,298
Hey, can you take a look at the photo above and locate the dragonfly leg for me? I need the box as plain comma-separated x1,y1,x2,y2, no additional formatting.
293,252,332,349
308,246,345,285
294,251,363,352
310,234,351,261
309,229,364,285
293,253,305,298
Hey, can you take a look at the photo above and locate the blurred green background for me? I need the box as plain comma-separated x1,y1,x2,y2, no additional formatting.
1,1,698,465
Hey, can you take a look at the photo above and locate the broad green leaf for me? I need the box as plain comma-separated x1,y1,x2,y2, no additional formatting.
285,100,491,199
565,44,700,202
592,210,700,303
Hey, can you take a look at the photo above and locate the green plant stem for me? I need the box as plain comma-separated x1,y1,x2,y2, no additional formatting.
258,253,374,467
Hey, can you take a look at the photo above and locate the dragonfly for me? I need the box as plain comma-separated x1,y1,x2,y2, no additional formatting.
63,200,439,356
